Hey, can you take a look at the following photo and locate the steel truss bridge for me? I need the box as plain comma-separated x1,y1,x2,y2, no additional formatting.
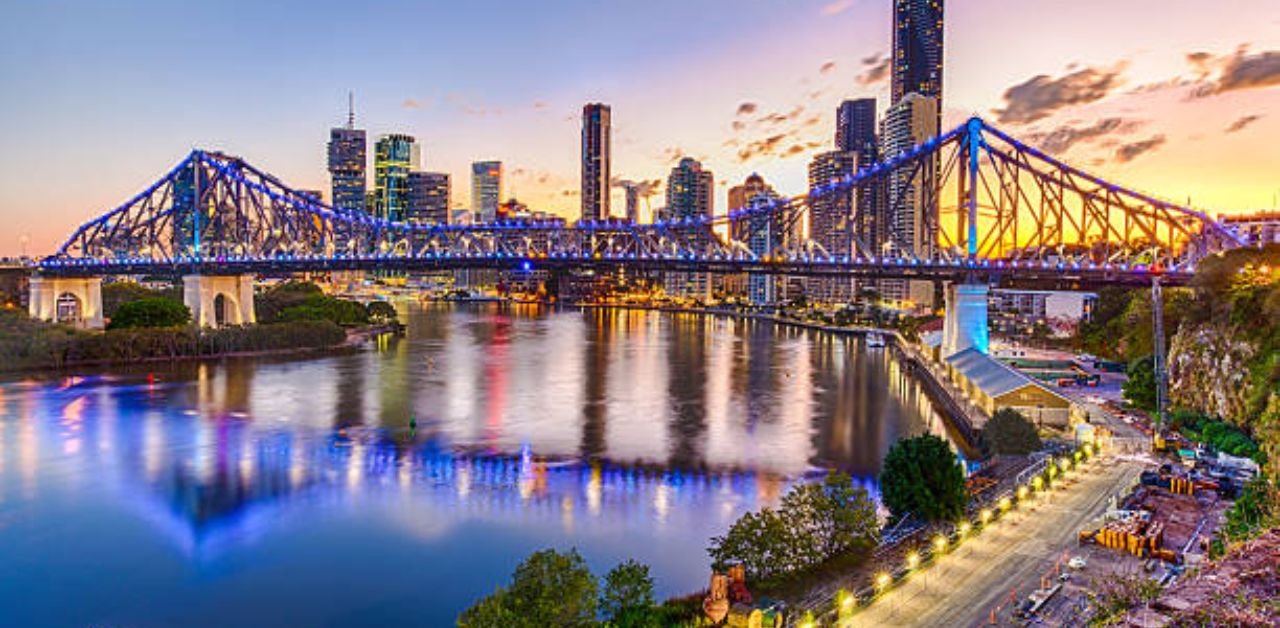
40,117,1246,288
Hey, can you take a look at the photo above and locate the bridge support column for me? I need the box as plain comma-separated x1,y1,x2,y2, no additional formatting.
942,282,989,358
183,275,256,328
28,276,104,329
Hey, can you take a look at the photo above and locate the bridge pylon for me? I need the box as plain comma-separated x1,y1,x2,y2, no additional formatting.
29,275,104,329
183,274,256,328
941,282,990,358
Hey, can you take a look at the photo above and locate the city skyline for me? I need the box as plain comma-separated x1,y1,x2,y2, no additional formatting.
2,0,1280,255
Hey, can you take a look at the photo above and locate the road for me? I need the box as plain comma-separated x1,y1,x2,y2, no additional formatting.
845,455,1144,627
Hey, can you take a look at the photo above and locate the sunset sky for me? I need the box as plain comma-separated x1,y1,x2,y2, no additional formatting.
1,0,1278,256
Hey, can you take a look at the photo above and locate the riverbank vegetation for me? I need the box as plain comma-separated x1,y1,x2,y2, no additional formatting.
0,307,348,371
0,280,396,372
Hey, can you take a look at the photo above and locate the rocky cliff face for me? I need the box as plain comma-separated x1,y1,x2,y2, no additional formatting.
1168,322,1257,424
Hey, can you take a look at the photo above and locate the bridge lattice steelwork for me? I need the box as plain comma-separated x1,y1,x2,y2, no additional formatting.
41,118,1246,287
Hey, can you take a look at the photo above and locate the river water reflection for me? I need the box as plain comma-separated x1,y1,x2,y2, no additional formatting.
0,303,944,626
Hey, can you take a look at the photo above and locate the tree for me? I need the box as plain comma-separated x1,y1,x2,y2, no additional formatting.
460,549,598,628
102,281,178,318
366,300,398,325
980,408,1042,456
278,294,369,326
107,297,190,329
600,560,660,627
708,472,880,583
879,434,967,523
1123,355,1158,413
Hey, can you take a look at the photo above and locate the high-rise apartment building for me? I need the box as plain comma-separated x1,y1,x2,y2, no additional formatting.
808,150,858,303
471,161,503,223
836,98,878,159
406,172,450,226
327,98,367,216
374,134,417,222
581,103,611,223
891,0,944,110
880,92,939,308
664,158,714,301
726,174,781,304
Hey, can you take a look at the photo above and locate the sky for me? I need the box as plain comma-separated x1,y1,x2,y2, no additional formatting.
1,0,1279,256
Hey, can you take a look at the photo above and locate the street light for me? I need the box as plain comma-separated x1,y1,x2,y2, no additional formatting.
906,551,920,570
959,521,972,537
933,535,948,554
876,572,893,592
980,508,993,525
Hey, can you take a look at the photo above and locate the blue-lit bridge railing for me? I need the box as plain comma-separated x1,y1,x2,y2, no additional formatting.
40,117,1246,288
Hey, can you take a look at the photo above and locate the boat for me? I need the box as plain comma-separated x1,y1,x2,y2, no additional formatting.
866,332,886,348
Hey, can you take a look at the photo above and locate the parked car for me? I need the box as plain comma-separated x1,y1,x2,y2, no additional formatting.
1068,556,1087,570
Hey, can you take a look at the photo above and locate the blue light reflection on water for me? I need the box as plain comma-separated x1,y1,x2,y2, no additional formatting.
0,305,940,626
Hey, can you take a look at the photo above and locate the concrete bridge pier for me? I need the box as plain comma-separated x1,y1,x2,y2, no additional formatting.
183,274,256,327
29,276,105,329
941,282,989,357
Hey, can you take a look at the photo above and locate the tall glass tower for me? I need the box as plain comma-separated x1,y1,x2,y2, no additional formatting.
891,0,944,109
374,134,417,222
471,161,503,223
581,103,611,223
327,96,367,216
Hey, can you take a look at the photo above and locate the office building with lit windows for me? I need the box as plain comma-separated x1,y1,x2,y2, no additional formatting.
892,0,944,112
374,134,418,222
808,150,858,303
471,161,503,223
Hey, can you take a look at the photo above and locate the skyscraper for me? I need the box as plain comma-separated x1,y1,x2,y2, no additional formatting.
328,96,366,216
891,0,944,108
624,183,639,223
836,98,878,158
471,161,503,223
664,158,714,300
808,150,858,302
581,103,611,223
406,172,450,226
374,134,417,222
729,174,782,305
880,92,940,307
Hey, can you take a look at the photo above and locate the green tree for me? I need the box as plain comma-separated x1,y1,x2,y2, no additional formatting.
980,408,1042,456
278,294,369,326
107,297,190,329
255,281,324,322
879,434,967,523
102,281,179,317
600,560,659,627
366,300,398,325
459,549,598,628
708,472,880,583
1123,355,1158,413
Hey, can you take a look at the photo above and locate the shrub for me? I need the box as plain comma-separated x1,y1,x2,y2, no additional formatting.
107,297,190,329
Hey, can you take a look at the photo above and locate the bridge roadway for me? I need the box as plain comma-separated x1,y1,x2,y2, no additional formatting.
34,254,1192,290
846,456,1144,627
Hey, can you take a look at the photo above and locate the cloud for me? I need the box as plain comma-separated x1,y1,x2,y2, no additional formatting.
533,101,548,111
401,98,425,109
994,63,1127,124
1114,135,1166,163
611,177,662,196
820,61,837,75
737,134,788,162
856,53,891,86
662,146,687,163
1026,117,1143,154
785,144,807,156
560,189,579,197
1225,114,1263,133
736,102,759,116
821,0,855,16
1191,46,1280,97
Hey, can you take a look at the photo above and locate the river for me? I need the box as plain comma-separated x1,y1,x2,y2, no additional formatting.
0,303,945,626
